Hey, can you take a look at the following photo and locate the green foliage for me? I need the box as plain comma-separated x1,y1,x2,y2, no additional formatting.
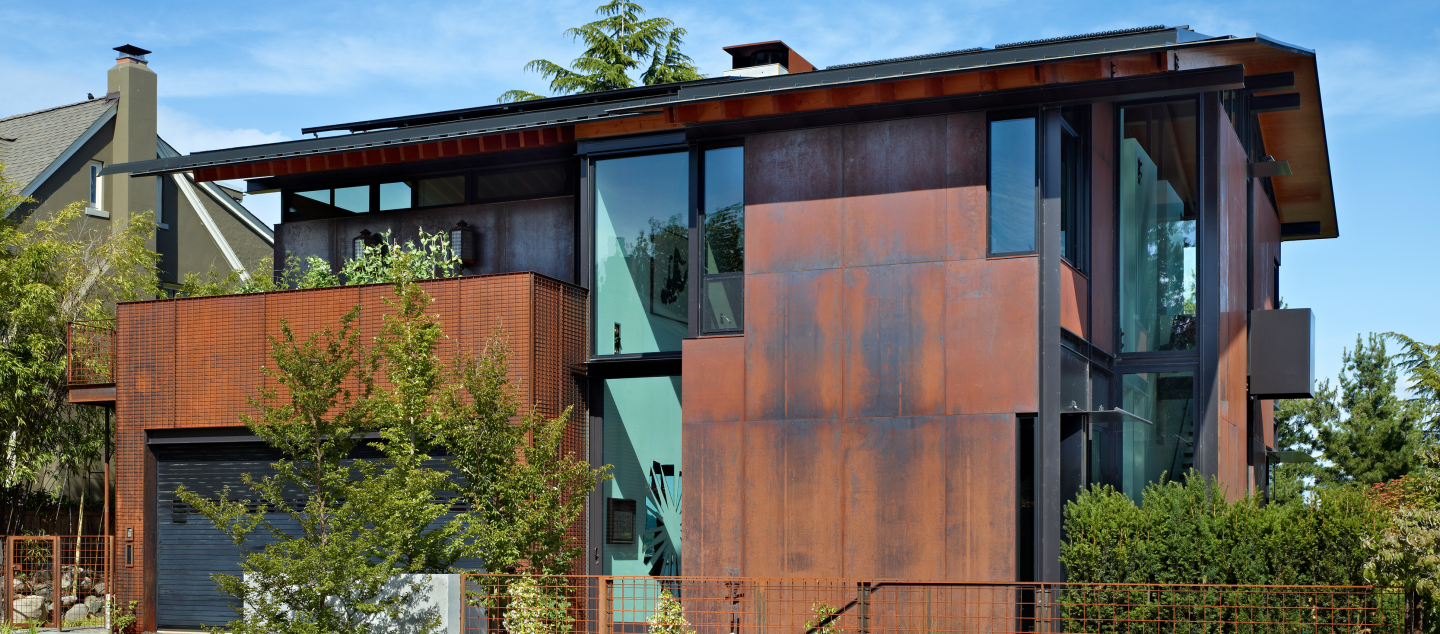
1063,472,1384,586
0,165,158,511
1388,332,1440,435
1367,446,1440,602
341,229,460,286
805,601,841,634
499,0,702,102
501,576,575,634
1316,334,1427,485
646,590,695,634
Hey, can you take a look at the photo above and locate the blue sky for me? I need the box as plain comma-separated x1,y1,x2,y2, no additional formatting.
2,0,1437,386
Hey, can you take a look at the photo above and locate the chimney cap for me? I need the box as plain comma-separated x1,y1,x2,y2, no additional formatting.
114,44,151,61
722,40,814,72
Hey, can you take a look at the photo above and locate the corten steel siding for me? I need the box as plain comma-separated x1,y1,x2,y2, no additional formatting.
683,112,1038,582
1253,187,1282,450
112,272,587,632
275,196,577,283
1088,103,1116,355
1217,109,1250,501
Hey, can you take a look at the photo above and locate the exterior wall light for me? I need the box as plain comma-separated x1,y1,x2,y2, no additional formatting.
449,220,477,264
353,229,381,260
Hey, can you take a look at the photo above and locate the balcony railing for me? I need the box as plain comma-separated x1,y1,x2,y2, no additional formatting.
66,319,116,387
461,575,1424,634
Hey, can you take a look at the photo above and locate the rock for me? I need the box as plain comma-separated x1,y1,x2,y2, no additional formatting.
64,603,89,623
85,595,105,613
12,595,45,622
62,594,78,607
92,581,106,595
60,572,73,588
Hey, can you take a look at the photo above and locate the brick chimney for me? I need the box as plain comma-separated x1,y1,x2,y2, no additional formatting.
106,45,156,228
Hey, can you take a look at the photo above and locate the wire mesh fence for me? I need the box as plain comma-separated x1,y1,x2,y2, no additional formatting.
3,535,114,630
67,318,117,386
460,575,1423,634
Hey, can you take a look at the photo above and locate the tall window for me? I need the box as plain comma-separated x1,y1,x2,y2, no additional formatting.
601,376,682,576
593,152,689,355
1118,101,1198,353
88,161,103,209
700,146,743,334
1060,107,1087,270
988,115,1037,255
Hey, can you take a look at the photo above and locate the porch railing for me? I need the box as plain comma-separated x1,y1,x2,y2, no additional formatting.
460,574,1423,634
66,318,116,386
2,534,114,630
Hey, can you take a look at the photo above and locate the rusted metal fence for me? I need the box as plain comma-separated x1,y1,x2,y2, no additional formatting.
460,575,1423,634
67,318,117,386
3,535,114,630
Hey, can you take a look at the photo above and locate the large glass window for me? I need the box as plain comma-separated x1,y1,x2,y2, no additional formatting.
701,146,744,334
593,152,689,355
602,377,682,577
1090,371,1195,504
989,115,1036,255
1118,101,1198,353
1060,107,1087,269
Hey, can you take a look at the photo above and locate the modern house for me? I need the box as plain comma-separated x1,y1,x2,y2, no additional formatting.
1,45,274,292
91,25,1330,631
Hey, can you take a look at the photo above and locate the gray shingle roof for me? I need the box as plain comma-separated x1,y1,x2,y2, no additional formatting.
0,98,113,189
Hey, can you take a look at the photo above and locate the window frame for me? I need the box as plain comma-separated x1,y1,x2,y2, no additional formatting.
1059,105,1091,273
986,109,1041,258
88,160,104,210
1110,94,1205,361
696,140,745,336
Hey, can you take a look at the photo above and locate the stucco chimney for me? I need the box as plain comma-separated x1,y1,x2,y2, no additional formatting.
107,45,157,228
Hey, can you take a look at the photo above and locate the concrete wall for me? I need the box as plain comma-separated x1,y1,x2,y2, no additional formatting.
276,196,575,283
683,112,1038,582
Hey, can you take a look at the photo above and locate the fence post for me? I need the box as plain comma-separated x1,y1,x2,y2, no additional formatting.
602,576,611,634
3,536,9,627
52,535,61,632
857,582,870,634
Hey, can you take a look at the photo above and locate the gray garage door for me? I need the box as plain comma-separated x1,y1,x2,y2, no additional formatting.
155,443,475,630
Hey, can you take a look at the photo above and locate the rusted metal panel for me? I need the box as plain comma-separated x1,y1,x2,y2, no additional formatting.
682,336,746,423
68,385,117,403
1254,187,1281,449
944,258,1040,415
1218,108,1250,500
945,414,1017,582
843,416,946,580
742,420,787,577
1089,102,1115,354
780,418,844,577
682,420,745,577
842,117,947,197
745,270,843,421
842,263,946,418
1060,262,1088,338
945,112,988,261
745,128,843,274
175,293,265,429
842,190,948,268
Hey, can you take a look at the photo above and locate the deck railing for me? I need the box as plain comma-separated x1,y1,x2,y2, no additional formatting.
66,318,116,386
460,575,1424,634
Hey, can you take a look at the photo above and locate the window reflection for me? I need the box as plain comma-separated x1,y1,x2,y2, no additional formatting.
1090,371,1195,504
989,117,1036,254
379,181,412,211
416,176,465,207
333,185,369,214
594,152,689,355
701,146,743,333
1119,101,1198,353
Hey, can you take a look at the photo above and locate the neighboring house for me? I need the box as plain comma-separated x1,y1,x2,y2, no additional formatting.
94,26,1333,631
0,45,273,290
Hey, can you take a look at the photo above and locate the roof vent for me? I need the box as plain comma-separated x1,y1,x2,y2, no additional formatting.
722,40,814,78
114,44,151,64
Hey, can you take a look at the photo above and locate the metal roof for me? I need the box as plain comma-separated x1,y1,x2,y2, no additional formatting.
102,26,1267,179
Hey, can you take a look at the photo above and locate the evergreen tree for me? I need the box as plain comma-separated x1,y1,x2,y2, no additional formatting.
1312,334,1427,485
1388,332,1440,435
499,0,703,102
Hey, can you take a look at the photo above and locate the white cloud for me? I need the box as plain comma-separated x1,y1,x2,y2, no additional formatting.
157,105,290,155
1319,43,1440,118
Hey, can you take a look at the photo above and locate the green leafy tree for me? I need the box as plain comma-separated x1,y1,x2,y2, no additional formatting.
1388,332,1440,435
1313,334,1427,485
499,0,703,102
1270,386,1336,503
1365,445,1440,624
0,164,157,529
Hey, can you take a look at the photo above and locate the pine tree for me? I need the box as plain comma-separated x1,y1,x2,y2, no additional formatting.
1312,334,1427,485
499,0,703,102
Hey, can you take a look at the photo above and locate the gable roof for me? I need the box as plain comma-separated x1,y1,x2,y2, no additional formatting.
0,98,115,191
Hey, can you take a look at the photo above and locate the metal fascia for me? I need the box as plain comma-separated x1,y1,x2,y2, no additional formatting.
603,29,1217,114
99,104,647,178
18,102,117,199
158,138,274,243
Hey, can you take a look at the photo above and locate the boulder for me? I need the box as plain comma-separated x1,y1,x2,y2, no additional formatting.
64,603,89,623
92,581,106,595
85,595,105,613
60,572,74,588
61,594,78,608
13,595,46,622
